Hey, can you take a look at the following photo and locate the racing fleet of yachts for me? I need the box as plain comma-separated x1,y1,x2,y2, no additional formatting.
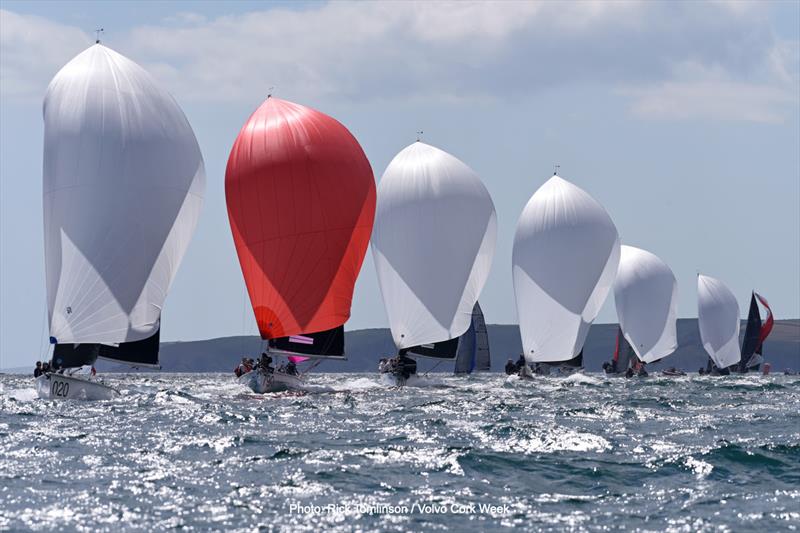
32,42,775,400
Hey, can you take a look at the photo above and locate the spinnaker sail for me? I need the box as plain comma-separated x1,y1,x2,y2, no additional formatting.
613,245,678,363
697,274,741,369
371,142,496,352
43,44,205,367
512,175,620,363
225,97,375,359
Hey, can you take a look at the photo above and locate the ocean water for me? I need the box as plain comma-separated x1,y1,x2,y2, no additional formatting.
1,372,799,532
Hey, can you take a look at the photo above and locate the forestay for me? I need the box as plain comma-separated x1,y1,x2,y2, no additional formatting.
43,44,205,349
613,245,678,363
697,274,741,369
372,142,496,350
512,176,620,363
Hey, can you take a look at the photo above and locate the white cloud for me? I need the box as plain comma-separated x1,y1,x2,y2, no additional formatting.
1,2,797,122
625,79,796,123
0,9,89,98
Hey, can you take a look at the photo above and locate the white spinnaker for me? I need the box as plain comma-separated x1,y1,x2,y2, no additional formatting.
512,176,620,363
43,44,205,344
372,142,496,349
697,274,741,368
613,245,678,363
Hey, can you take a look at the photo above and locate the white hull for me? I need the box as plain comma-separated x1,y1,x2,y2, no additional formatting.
35,373,118,401
238,368,304,393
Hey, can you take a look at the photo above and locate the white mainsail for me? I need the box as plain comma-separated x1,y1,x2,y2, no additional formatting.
371,142,496,349
512,175,620,363
43,44,205,345
613,245,678,363
697,274,741,369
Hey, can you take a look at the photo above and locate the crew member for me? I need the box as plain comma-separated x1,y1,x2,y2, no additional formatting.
515,353,526,372
33,361,43,378
394,350,417,380
504,358,516,375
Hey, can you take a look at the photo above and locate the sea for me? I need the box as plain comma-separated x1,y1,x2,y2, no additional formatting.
1,372,799,532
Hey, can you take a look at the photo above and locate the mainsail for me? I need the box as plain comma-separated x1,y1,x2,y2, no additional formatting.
612,326,635,373
697,274,741,369
371,142,496,353
512,175,620,364
454,302,491,374
613,245,678,363
739,292,774,371
225,97,375,359
43,44,205,367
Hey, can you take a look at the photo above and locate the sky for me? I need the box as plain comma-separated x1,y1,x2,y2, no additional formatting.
1,0,799,369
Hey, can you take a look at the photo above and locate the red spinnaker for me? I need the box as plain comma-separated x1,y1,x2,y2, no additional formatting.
755,292,774,348
225,97,376,340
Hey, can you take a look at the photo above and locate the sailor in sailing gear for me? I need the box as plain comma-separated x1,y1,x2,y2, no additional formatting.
504,359,516,375
515,353,526,372
378,358,390,373
286,361,298,376
602,362,611,374
33,361,43,378
259,353,273,373
394,351,417,380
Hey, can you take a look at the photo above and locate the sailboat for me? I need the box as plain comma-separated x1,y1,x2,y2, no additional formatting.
697,274,741,375
738,292,774,372
225,97,375,393
512,174,620,377
372,142,496,386
37,42,205,400
611,245,679,375
454,302,491,375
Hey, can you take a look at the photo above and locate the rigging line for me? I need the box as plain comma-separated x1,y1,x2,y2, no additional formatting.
37,305,47,363
423,359,443,378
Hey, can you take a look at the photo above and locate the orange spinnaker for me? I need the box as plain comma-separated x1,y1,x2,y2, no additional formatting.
226,97,375,339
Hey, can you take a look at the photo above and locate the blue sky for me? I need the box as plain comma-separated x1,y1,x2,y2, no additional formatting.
1,1,798,369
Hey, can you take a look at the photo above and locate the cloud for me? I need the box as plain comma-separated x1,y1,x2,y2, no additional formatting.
622,56,799,123
0,9,89,98
625,79,796,123
1,2,797,122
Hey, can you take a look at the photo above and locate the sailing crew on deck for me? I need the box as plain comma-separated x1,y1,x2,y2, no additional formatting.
259,353,274,373
285,360,298,376
33,361,43,378
394,351,417,380
504,359,516,375
515,353,526,372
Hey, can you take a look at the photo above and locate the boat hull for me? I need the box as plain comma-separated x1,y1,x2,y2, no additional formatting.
35,373,118,401
238,369,304,393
